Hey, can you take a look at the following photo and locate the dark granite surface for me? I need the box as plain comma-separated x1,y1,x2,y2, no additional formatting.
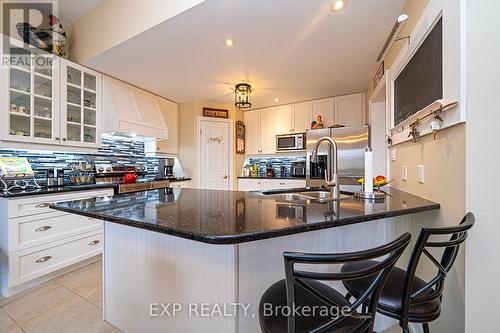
0,177,191,198
50,187,439,244
237,176,306,179
0,183,115,198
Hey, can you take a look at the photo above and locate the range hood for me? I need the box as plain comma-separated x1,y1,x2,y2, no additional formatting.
102,76,168,139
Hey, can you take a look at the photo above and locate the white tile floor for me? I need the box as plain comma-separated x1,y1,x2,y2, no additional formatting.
0,260,400,333
0,260,121,333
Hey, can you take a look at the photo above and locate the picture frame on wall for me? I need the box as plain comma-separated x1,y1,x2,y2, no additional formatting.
203,107,229,118
236,120,245,154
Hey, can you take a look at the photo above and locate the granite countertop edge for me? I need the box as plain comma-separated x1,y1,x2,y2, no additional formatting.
49,201,440,245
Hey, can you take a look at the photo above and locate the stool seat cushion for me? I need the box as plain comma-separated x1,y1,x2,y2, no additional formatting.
259,279,370,333
341,260,441,322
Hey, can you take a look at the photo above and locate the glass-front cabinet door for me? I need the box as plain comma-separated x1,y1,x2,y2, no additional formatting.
60,61,101,147
2,39,60,144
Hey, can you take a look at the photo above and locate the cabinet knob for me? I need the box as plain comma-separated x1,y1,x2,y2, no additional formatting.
55,137,60,140
35,256,52,263
35,203,50,208
88,240,100,246
62,138,67,141
35,225,52,232
223,175,228,179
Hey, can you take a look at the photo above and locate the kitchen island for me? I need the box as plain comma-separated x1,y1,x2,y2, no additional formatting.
50,187,439,333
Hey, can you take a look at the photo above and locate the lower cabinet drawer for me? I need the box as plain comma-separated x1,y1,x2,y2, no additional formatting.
10,212,102,252
9,232,103,287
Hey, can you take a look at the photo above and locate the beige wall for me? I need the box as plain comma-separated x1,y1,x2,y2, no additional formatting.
69,0,204,63
178,101,244,190
366,0,466,332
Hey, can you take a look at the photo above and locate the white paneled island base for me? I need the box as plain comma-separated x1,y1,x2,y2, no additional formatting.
103,217,410,333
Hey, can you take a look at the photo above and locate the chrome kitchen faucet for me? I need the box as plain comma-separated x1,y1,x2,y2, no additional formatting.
311,136,340,199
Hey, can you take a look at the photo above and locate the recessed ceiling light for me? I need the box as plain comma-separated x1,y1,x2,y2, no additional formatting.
274,98,280,102
224,38,235,47
331,0,348,12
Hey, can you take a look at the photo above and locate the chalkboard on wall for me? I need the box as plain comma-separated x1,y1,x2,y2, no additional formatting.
394,17,443,126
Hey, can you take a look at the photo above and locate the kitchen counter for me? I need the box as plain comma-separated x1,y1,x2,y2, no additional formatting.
0,177,191,198
50,187,439,244
0,183,115,198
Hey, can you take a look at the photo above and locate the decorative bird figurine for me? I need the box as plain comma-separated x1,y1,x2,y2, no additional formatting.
15,15,67,57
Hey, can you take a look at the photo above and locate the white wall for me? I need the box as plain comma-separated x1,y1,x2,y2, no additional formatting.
465,1,500,332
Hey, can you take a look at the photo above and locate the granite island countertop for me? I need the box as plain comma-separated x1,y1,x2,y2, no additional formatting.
49,187,439,244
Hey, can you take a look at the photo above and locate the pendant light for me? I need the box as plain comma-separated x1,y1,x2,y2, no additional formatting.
234,83,252,109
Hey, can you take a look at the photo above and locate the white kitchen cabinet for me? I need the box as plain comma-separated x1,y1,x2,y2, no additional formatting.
275,105,293,135
311,98,335,128
292,102,311,133
144,99,179,155
1,37,60,145
238,178,306,191
237,179,262,191
0,188,113,296
60,60,102,147
275,103,310,134
334,92,366,126
0,37,102,149
260,108,276,154
243,108,275,155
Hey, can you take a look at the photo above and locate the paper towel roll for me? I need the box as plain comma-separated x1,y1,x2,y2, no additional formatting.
365,148,373,193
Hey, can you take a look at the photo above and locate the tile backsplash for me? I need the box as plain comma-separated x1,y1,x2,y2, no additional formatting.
0,135,160,182
247,156,306,177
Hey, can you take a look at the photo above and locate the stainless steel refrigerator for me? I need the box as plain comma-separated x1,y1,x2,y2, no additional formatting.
306,125,369,187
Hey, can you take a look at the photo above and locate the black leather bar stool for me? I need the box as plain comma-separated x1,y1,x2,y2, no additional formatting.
341,212,475,333
258,233,411,333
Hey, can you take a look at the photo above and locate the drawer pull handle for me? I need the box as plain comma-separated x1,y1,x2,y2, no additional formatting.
35,225,52,232
35,256,52,263
35,203,50,208
88,240,100,246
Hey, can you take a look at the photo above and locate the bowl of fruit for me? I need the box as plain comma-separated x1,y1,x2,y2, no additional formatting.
357,175,392,189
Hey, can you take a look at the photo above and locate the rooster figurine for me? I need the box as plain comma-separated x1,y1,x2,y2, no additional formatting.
15,15,67,57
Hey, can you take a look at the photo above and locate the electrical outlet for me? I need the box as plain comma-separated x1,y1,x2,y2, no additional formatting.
390,148,397,161
418,165,424,184
402,165,408,181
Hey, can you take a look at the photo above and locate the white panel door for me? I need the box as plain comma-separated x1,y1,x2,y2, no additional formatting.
292,102,311,133
335,93,365,126
275,105,292,135
260,108,276,154
200,120,230,190
243,110,260,154
310,98,335,128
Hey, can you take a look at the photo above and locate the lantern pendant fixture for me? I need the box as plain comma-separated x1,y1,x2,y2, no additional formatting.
234,83,252,109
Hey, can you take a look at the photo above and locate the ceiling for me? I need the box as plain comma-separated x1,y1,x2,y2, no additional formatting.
86,0,405,109
57,0,101,25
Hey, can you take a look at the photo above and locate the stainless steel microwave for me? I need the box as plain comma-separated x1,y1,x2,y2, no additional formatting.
276,133,306,151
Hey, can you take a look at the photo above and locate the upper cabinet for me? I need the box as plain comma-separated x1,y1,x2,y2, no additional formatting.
335,93,366,126
0,37,102,148
144,99,179,155
244,107,276,155
275,103,310,134
60,62,101,147
243,93,365,155
311,98,335,128
102,76,167,139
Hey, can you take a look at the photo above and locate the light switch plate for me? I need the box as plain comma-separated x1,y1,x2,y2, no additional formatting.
418,165,424,183
402,165,408,181
390,148,397,161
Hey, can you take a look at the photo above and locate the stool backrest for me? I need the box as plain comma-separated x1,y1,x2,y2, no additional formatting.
401,212,475,321
283,232,411,333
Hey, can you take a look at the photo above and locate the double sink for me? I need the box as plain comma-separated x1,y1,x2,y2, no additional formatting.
262,188,351,203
